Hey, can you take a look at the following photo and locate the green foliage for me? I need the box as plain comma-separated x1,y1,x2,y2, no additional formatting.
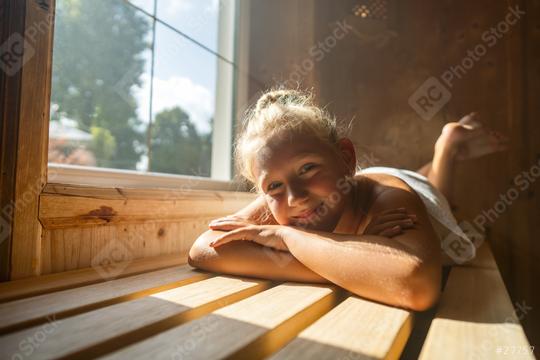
89,126,117,167
150,107,212,176
51,0,215,176
51,0,149,169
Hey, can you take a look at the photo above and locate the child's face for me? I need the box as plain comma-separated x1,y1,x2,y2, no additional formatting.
254,132,355,232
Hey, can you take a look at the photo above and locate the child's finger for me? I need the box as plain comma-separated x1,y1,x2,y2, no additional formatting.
371,213,417,225
379,225,402,237
380,219,415,230
209,216,245,224
370,208,408,221
376,207,407,215
208,223,246,231
208,222,247,231
367,219,415,235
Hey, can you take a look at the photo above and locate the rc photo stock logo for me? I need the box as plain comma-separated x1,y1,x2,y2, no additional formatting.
0,1,53,76
91,239,133,280
408,4,524,121
0,33,35,76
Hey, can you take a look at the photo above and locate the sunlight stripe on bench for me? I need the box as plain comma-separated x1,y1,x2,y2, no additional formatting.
269,295,412,360
0,276,270,360
0,265,210,333
419,266,534,360
0,254,187,303
100,283,342,360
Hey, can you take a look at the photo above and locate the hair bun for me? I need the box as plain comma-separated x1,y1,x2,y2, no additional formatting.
254,89,310,113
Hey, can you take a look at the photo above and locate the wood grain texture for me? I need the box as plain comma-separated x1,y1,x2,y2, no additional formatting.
40,185,256,229
0,0,26,282
270,295,412,360
0,265,210,334
419,266,533,359
0,253,187,302
524,0,540,346
41,219,205,274
0,276,271,360
101,283,343,360
459,241,498,270
10,0,56,279
36,184,256,274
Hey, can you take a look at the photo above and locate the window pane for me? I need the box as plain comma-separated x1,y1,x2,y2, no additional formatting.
147,23,218,177
50,0,152,170
126,0,155,15
156,0,220,54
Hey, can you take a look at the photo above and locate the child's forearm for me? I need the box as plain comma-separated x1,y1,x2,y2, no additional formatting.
282,228,441,311
188,230,330,283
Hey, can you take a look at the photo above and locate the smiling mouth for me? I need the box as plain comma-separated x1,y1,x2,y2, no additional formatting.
293,202,324,219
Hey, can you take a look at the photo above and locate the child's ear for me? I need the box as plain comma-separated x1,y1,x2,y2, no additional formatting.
337,138,356,176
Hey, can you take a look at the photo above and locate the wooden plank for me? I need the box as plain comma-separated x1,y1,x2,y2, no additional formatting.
0,253,187,302
39,217,215,274
525,0,540,345
9,0,56,279
270,295,412,360
39,190,255,229
101,283,343,360
459,241,498,270
0,276,271,360
43,182,257,201
419,267,534,359
0,265,210,334
0,0,26,282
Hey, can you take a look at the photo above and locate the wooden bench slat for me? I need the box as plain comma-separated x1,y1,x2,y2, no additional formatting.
419,266,534,359
0,254,187,303
100,283,342,360
0,265,210,333
460,241,498,270
0,276,270,360
270,295,412,360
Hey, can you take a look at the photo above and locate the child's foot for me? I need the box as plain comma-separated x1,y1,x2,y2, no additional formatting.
435,112,510,161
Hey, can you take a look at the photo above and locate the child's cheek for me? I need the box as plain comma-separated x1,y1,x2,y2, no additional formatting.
266,196,288,224
306,174,337,195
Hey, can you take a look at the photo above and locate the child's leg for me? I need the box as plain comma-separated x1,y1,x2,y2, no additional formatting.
415,113,509,212
416,161,432,178
416,145,457,210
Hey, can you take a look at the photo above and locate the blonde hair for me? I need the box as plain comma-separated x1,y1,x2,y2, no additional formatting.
234,88,353,192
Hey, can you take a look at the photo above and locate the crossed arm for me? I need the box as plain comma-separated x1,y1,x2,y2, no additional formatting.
189,186,442,311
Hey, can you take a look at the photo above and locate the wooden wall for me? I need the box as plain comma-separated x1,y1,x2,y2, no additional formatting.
38,184,255,275
246,0,539,348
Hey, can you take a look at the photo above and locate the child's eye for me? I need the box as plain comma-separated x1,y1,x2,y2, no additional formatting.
299,163,316,174
267,182,282,191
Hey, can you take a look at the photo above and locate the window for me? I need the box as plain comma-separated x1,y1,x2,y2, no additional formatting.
48,0,237,186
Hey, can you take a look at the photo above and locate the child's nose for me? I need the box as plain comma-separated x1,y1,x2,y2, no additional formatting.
287,184,309,206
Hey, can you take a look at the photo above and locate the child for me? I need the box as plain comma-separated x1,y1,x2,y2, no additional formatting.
188,89,508,311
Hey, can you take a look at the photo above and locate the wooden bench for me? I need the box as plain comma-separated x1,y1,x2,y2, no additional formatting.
0,243,534,359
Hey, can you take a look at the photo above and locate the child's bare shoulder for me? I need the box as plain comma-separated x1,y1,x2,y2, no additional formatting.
355,172,414,195
354,172,420,214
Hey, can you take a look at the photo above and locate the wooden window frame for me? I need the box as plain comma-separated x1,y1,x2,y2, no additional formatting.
49,0,241,188
0,0,254,281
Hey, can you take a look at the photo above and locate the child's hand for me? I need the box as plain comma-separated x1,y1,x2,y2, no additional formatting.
209,225,290,252
436,112,509,161
208,215,257,231
363,208,417,238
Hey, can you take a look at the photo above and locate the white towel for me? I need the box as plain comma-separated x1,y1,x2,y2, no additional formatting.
360,166,480,264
